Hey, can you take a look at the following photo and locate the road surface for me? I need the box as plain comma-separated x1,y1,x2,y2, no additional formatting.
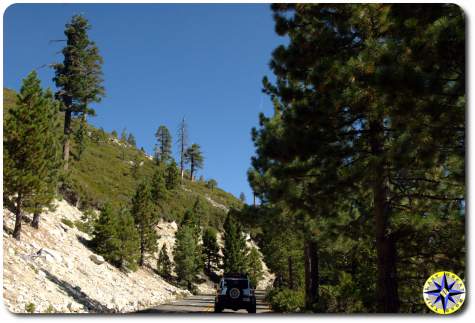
140,290,271,314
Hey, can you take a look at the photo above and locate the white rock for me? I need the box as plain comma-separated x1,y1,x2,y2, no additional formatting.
39,248,62,263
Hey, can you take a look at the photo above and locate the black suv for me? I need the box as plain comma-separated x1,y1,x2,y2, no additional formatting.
214,273,257,313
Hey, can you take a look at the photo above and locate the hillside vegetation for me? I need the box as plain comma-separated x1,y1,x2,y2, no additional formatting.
3,88,242,229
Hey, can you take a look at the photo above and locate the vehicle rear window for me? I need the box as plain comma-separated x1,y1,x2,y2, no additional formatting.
223,279,249,289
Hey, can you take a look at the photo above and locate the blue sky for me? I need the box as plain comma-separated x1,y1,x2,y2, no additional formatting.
3,3,285,202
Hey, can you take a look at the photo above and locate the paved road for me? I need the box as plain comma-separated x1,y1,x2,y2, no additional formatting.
140,290,271,314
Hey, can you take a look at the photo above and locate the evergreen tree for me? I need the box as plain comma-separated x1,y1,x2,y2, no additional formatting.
222,214,248,273
127,133,136,147
111,130,118,138
120,128,127,142
4,71,61,239
130,153,141,180
113,208,140,271
174,224,201,290
176,118,188,179
165,160,180,190
202,227,220,272
157,243,172,279
239,192,246,203
151,167,167,207
247,247,263,288
131,181,159,266
192,197,208,228
53,14,104,170
155,125,172,164
92,205,139,271
206,179,217,191
91,203,119,259
184,143,204,181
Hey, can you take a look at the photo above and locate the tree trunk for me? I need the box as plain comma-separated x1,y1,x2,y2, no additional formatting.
31,211,40,229
369,119,400,313
63,109,72,170
12,194,23,240
288,256,294,289
139,237,145,266
304,238,319,311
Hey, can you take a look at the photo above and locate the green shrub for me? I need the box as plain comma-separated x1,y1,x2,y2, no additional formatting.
45,304,55,313
75,209,97,235
25,302,36,313
267,288,305,313
61,218,75,228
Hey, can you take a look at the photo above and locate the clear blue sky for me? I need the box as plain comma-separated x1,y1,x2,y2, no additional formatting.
4,3,286,203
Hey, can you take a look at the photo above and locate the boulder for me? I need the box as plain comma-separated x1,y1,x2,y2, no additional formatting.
89,254,105,265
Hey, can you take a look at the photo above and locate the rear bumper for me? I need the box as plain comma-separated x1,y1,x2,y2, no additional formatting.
215,296,256,309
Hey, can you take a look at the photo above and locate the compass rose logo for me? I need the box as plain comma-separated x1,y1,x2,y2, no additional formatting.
423,271,465,314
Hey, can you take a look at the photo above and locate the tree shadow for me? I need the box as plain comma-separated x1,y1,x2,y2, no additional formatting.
42,269,113,313
76,234,96,252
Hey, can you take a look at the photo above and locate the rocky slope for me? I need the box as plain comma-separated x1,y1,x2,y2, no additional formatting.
152,218,275,293
3,199,190,314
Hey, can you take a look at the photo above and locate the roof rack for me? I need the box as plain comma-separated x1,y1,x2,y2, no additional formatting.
223,272,249,279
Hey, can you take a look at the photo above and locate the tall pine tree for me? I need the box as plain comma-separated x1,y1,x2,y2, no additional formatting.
131,181,159,266
53,15,104,170
157,243,172,279
4,71,61,239
176,118,188,179
222,214,248,273
202,227,220,273
155,125,172,164
184,143,204,182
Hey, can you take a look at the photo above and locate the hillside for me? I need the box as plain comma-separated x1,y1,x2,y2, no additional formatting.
3,88,242,229
3,199,191,313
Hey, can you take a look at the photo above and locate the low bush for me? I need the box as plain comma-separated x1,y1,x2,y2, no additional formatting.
60,218,74,228
266,288,305,313
25,302,36,313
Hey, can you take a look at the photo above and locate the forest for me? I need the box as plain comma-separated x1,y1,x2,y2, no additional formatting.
238,3,465,313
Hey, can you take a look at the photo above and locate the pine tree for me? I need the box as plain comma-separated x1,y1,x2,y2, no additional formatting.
114,208,140,271
120,128,127,142
176,118,188,179
131,181,159,266
91,205,139,271
173,224,200,290
155,125,172,164
247,247,263,288
239,192,246,203
127,133,136,147
91,203,119,259
206,179,217,191
165,160,180,190
157,243,172,279
130,153,141,180
222,214,248,273
53,14,104,170
151,167,167,207
184,143,204,181
4,71,61,239
111,130,118,138
202,227,220,273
